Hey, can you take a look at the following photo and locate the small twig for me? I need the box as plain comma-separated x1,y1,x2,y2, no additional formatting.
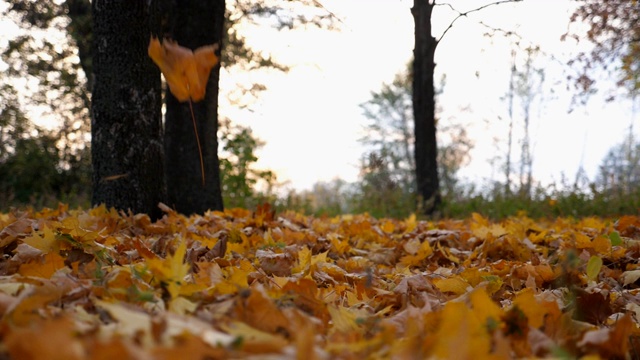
478,19,566,68
188,99,206,187
477,19,520,39
437,0,523,43
312,0,346,26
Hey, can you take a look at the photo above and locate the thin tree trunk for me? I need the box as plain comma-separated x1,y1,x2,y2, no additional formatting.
164,0,225,214
521,105,531,197
505,50,516,196
91,0,166,219
412,0,441,215
400,108,416,187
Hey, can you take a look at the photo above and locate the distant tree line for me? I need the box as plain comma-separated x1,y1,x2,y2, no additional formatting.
2,0,640,219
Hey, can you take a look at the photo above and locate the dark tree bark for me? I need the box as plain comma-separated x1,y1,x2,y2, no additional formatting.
91,1,166,219
164,0,225,215
411,0,441,215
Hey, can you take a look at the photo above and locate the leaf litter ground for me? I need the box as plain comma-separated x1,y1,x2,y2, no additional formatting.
1,203,640,359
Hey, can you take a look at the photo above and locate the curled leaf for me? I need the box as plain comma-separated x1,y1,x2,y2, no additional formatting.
148,36,219,102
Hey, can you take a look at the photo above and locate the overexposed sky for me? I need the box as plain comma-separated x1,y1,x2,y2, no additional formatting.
220,0,416,190
221,0,637,192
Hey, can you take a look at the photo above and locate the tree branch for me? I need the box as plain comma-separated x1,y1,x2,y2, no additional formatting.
477,19,566,68
312,0,346,26
436,0,523,44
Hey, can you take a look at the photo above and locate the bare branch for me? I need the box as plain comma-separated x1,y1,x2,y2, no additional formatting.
477,19,520,40
436,0,523,44
312,0,346,27
477,19,566,69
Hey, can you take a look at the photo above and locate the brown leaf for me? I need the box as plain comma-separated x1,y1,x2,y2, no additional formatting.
256,249,293,276
578,314,634,358
574,290,613,325
237,285,291,336
0,216,32,248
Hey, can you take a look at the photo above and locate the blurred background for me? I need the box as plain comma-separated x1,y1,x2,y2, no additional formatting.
1,0,639,218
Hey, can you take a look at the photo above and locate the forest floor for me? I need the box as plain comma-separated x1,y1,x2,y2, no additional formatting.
0,203,639,359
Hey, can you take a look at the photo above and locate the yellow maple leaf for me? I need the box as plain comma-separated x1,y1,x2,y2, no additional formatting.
311,251,328,267
293,246,312,274
228,261,251,288
577,217,608,232
329,233,351,254
575,232,592,249
471,213,508,239
145,240,190,300
460,268,493,286
511,288,547,329
399,240,433,267
213,261,251,295
328,304,362,334
433,276,471,296
221,321,288,351
59,216,99,243
169,296,198,315
431,301,492,359
380,220,395,233
22,226,57,253
469,287,502,323
404,213,417,233
471,212,490,226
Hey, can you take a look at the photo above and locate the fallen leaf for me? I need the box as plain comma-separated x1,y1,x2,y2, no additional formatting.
586,255,603,282
5,316,85,360
18,252,66,278
22,225,58,253
621,269,640,286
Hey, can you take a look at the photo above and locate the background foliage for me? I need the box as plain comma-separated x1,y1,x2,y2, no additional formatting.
2,1,640,220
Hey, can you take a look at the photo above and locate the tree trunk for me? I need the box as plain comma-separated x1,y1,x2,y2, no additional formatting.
91,0,166,220
411,0,441,215
164,0,225,215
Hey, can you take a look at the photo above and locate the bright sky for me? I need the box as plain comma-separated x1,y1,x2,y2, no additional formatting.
222,0,638,193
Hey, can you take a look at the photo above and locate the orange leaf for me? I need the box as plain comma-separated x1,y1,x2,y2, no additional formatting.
238,285,291,335
18,252,66,278
148,36,219,102
591,235,611,254
152,333,227,360
5,316,84,360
